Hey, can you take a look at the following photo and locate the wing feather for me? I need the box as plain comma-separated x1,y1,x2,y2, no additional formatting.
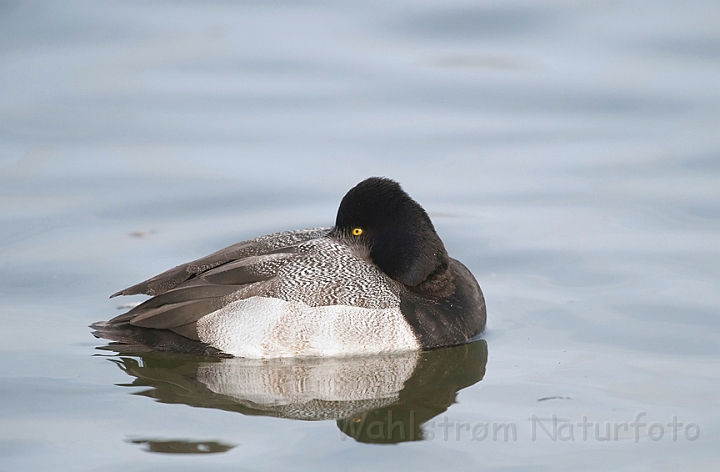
102,228,331,344
111,228,329,297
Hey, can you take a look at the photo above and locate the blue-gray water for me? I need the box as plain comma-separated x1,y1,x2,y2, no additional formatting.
1,1,719,470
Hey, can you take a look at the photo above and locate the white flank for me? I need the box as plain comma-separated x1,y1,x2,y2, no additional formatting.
196,296,420,358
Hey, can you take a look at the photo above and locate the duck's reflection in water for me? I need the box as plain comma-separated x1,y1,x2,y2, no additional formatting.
102,339,487,444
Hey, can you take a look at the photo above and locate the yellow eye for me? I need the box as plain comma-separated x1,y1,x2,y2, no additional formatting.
351,227,363,236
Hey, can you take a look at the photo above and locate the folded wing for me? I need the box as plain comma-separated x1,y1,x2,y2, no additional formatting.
103,228,331,341
111,227,330,297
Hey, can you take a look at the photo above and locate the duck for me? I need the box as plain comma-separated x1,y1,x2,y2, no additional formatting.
92,177,486,358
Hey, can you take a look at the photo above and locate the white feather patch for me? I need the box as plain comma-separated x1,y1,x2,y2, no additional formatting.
196,296,420,358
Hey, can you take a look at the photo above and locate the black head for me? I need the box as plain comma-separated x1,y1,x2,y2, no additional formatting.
332,177,448,286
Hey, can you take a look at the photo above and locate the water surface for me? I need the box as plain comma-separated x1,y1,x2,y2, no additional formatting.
1,1,719,470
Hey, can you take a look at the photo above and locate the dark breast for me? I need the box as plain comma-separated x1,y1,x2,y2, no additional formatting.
399,258,486,349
